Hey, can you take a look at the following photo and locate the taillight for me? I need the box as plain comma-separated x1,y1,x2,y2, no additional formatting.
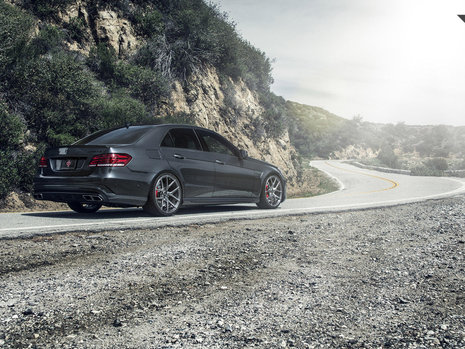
39,156,48,168
89,153,132,167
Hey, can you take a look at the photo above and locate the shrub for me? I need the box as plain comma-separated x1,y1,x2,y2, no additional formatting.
163,111,196,125
0,151,19,200
134,9,164,37
15,147,45,193
259,92,287,138
63,16,87,43
114,62,170,106
0,2,34,77
88,43,118,81
424,158,448,172
93,92,151,130
0,102,24,150
377,145,399,169
26,25,64,57
22,0,74,19
411,158,449,176
11,51,100,146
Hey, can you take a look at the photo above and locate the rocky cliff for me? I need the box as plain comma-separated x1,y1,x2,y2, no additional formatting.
162,67,301,193
2,0,304,197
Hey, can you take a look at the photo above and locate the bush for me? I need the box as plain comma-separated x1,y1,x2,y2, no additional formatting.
411,158,449,176
133,0,273,92
93,92,151,129
88,43,118,81
163,111,196,125
0,151,19,199
0,102,24,150
89,43,169,105
63,16,87,43
22,0,74,19
114,62,169,106
411,165,443,177
377,145,399,169
134,9,164,37
11,51,101,146
0,2,34,77
424,158,448,172
259,92,287,138
26,25,64,57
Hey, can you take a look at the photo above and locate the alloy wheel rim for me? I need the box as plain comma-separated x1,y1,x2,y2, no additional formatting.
264,175,282,207
154,174,181,214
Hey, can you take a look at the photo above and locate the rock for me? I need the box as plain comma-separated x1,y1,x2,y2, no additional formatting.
22,309,34,316
113,319,123,327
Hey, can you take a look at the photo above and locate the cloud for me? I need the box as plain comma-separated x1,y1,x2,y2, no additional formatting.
211,0,465,125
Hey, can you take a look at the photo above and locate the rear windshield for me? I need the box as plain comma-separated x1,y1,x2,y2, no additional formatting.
74,127,149,145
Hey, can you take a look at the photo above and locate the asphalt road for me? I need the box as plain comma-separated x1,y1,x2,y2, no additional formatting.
1,160,464,239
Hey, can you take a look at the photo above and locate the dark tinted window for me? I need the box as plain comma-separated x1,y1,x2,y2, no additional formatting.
160,133,174,147
162,128,201,150
75,127,149,145
196,130,236,156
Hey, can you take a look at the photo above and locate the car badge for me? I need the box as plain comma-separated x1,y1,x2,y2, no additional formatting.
59,148,68,155
66,160,72,168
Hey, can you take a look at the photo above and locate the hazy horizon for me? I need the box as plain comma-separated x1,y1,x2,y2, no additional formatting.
210,0,465,127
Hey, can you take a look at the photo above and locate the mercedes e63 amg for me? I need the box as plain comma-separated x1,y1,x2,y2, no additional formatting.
34,125,286,216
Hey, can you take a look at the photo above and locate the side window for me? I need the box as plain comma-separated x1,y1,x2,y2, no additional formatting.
160,133,174,147
197,130,236,156
165,128,201,150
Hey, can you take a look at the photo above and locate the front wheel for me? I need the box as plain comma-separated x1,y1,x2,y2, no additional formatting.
257,174,283,209
143,173,182,216
67,202,102,213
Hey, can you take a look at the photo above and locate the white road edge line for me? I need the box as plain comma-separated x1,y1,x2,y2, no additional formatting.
2,177,464,233
310,161,345,191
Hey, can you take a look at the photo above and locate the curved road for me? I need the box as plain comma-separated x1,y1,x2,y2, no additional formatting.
1,160,464,239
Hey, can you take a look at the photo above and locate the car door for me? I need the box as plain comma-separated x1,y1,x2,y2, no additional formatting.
159,128,216,201
195,129,261,198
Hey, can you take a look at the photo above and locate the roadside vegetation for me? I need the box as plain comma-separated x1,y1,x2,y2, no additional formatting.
285,101,465,176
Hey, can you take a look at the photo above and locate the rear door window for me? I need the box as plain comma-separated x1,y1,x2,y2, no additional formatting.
196,130,237,156
161,128,201,150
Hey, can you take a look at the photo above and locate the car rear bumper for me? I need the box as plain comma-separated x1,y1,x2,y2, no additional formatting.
33,174,150,206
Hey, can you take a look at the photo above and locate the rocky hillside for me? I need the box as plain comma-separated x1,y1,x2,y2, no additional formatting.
0,0,306,203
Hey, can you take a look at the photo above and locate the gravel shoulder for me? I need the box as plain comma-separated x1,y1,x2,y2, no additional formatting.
1,197,464,348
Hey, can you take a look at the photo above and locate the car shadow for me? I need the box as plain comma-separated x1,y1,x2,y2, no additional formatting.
22,204,257,220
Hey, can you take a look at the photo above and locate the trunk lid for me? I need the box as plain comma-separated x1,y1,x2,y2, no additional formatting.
42,145,110,176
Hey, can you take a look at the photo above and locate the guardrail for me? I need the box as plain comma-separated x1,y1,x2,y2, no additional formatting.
349,161,465,177
349,161,412,175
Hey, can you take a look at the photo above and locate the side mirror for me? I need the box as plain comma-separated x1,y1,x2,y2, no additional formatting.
239,149,248,159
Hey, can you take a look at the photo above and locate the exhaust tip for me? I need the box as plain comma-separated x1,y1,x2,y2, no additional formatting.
82,194,103,202
92,195,103,202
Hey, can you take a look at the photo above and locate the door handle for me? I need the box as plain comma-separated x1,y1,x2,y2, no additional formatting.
173,154,185,159
215,160,225,165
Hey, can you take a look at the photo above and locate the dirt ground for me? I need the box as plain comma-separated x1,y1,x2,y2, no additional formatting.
1,196,464,348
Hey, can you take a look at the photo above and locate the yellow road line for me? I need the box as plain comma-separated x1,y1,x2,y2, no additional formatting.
325,161,399,194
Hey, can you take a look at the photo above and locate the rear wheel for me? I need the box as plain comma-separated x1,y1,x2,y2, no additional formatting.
67,202,102,213
257,174,283,209
143,173,182,216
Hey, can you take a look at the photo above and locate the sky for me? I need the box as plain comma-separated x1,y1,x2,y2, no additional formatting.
209,0,465,126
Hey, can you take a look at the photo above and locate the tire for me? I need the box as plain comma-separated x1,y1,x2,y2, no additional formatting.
256,174,283,209
143,172,182,216
67,202,102,213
